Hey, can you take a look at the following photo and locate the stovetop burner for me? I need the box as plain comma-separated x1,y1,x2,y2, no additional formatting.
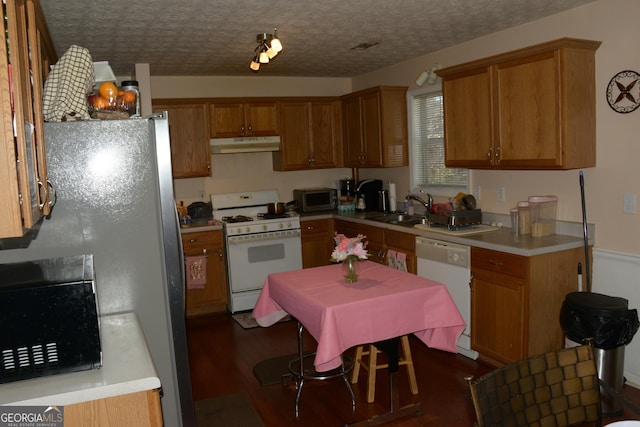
221,215,254,223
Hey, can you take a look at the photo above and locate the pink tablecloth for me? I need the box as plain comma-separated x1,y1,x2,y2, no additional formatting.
252,261,465,372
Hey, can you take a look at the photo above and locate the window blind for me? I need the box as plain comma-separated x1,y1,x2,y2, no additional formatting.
411,92,467,188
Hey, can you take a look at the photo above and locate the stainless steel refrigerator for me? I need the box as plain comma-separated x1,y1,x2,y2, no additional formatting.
0,114,195,427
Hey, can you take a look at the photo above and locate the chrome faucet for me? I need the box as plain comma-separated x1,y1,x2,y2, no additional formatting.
405,193,433,216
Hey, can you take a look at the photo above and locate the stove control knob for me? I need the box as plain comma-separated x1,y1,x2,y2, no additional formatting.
279,223,284,229
262,224,267,231
236,227,242,234
245,227,251,233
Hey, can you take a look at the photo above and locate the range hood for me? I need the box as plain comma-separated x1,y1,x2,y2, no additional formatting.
210,136,281,154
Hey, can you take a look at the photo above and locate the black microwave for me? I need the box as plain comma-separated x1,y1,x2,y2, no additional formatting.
293,188,337,212
0,254,102,384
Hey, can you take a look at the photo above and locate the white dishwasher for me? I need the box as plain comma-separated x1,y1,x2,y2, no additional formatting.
416,236,478,360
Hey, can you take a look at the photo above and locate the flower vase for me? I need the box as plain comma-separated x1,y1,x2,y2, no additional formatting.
342,256,360,283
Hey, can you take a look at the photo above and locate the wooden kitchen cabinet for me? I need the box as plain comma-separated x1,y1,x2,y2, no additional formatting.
181,230,227,316
384,229,417,274
437,38,600,170
152,100,211,178
272,98,342,170
341,86,408,168
470,246,586,365
64,389,162,427
209,100,278,138
0,0,57,238
301,218,335,268
333,219,416,273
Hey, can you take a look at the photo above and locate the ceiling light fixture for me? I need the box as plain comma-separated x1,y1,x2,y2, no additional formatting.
415,63,441,87
249,29,283,71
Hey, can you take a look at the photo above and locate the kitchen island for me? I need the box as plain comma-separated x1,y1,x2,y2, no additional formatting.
0,312,163,426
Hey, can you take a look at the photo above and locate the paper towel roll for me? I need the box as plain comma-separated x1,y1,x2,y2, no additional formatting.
388,182,396,211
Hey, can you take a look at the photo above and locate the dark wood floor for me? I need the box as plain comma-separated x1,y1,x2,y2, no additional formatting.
186,312,640,426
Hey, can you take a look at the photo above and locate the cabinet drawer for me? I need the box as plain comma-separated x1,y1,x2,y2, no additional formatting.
301,219,331,236
384,230,415,253
182,231,222,253
471,247,525,278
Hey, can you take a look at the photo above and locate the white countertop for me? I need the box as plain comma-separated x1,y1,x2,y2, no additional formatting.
0,312,161,406
301,211,594,256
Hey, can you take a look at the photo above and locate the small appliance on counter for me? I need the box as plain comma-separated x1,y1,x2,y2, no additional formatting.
0,255,101,384
293,188,337,212
355,179,383,211
187,201,213,223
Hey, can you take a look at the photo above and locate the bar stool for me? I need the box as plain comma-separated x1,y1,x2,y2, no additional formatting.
350,335,418,403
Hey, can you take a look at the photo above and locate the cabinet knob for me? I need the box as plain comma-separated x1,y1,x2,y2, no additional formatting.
495,146,501,165
488,259,503,267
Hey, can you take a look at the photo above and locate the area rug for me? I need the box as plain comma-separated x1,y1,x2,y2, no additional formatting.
232,312,291,329
195,393,265,427
253,353,298,386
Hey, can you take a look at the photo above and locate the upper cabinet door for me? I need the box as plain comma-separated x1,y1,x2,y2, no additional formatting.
209,101,278,138
272,98,342,171
0,0,56,238
152,101,211,178
209,103,244,138
244,102,278,136
495,52,562,168
308,100,342,168
341,94,363,166
276,101,311,169
442,67,493,168
341,86,408,168
438,38,600,170
360,91,383,167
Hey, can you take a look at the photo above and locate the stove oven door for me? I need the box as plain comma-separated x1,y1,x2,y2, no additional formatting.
226,229,302,294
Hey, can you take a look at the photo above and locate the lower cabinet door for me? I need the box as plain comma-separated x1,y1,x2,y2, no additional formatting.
471,270,525,364
182,231,227,316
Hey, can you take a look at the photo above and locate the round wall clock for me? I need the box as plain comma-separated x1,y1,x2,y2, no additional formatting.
606,70,640,113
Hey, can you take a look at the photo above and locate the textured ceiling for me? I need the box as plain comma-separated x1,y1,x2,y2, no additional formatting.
39,0,597,78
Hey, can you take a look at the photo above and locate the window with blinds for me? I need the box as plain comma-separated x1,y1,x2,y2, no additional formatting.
411,91,467,192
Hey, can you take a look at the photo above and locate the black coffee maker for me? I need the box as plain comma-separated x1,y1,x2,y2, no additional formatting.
339,179,356,199
355,179,383,211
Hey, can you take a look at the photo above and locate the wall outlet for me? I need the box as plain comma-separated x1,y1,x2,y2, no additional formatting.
623,193,637,214
496,186,505,203
199,190,205,200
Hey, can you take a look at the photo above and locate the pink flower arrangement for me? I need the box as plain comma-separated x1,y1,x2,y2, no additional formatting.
331,233,369,262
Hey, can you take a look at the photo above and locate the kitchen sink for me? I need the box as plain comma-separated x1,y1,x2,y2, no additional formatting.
370,213,428,227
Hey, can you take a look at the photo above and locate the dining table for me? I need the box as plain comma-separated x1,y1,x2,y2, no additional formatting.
252,260,465,424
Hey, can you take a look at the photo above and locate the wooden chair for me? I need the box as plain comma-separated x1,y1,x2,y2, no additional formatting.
350,335,418,403
466,345,602,427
